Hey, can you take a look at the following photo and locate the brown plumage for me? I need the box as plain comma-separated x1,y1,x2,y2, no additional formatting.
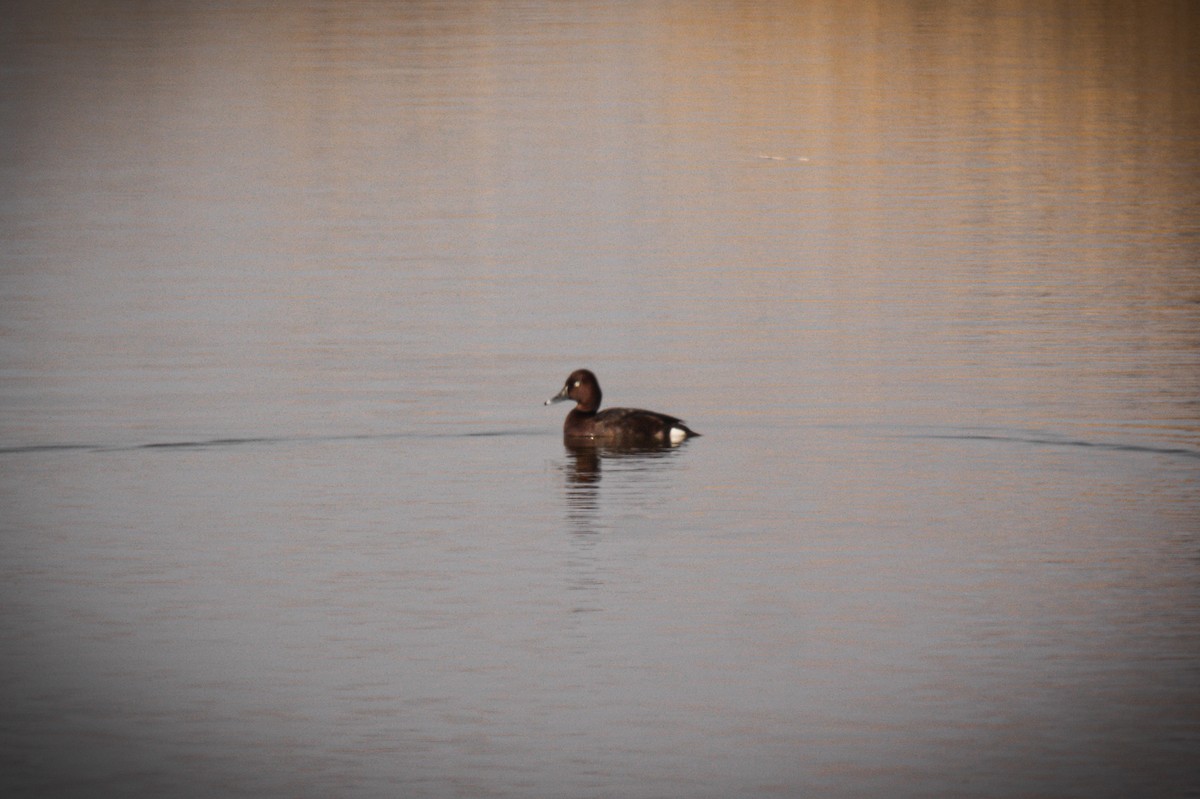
545,369,699,446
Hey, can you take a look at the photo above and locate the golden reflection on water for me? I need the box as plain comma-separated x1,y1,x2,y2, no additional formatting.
3,0,1197,443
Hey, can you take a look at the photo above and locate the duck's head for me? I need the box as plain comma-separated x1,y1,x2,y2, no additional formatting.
545,369,602,412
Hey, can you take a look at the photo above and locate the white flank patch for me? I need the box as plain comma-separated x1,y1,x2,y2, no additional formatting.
669,426,687,444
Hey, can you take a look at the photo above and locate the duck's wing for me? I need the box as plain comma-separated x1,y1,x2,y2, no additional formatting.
594,407,696,441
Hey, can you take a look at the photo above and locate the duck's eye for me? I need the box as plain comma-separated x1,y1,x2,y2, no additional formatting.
573,380,580,388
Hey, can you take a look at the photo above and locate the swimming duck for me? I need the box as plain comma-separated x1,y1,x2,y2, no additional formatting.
545,369,700,446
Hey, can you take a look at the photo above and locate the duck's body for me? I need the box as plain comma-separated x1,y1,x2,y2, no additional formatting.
545,369,699,446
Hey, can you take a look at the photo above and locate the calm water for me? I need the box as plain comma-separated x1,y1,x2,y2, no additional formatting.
2,2,1199,797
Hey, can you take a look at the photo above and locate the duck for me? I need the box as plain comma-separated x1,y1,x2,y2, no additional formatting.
545,369,700,446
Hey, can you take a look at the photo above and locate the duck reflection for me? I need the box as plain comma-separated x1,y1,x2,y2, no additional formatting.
561,441,685,535
558,441,693,617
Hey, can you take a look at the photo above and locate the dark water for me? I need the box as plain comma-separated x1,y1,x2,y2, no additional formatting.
2,2,1198,797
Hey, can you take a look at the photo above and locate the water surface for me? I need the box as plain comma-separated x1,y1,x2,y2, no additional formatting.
2,2,1198,797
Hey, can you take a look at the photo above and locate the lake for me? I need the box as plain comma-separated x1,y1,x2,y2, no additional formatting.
2,2,1198,797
